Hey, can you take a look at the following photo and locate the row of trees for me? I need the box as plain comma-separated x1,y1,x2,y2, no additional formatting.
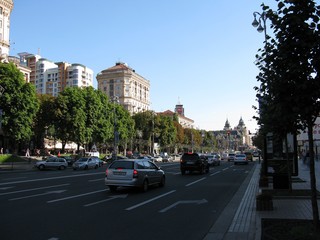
253,0,320,231
0,62,220,155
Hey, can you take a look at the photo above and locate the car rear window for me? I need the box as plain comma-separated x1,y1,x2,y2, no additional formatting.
110,161,134,169
182,153,200,161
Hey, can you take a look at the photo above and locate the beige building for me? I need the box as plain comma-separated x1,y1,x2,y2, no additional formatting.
97,62,150,114
0,0,13,62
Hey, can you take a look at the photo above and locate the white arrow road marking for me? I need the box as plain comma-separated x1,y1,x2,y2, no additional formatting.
9,190,66,201
159,199,208,213
126,190,176,211
84,194,128,207
47,189,107,203
0,184,70,196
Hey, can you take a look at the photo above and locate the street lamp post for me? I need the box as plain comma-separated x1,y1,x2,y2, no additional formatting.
112,96,119,160
252,11,268,50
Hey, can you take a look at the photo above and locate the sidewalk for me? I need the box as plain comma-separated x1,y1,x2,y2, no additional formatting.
205,159,320,240
0,156,39,172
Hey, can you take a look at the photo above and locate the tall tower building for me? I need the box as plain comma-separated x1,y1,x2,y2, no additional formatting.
97,62,150,114
0,0,13,62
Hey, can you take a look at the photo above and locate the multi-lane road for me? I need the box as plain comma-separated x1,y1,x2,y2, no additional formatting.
0,161,255,240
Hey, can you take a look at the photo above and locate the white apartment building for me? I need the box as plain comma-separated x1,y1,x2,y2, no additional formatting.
97,62,150,114
0,0,13,62
18,54,93,96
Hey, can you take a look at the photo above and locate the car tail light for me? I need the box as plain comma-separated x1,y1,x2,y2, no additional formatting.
133,169,138,178
105,169,108,176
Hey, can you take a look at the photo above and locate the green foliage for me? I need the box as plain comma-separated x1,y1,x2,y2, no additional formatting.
0,63,39,149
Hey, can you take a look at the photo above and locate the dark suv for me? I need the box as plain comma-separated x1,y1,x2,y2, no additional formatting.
180,152,209,175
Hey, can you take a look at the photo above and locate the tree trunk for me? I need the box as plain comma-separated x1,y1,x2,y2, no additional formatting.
285,135,292,192
307,121,320,232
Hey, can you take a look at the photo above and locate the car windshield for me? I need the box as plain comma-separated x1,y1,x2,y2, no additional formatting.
110,161,134,169
78,158,88,162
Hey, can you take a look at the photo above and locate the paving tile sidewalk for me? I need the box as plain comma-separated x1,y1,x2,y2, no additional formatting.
205,159,320,240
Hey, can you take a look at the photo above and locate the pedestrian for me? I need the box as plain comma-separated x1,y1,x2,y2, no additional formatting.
0,147,3,155
25,148,30,157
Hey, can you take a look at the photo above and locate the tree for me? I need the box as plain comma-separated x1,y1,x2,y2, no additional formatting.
256,0,320,231
54,87,86,152
33,94,56,149
0,62,39,153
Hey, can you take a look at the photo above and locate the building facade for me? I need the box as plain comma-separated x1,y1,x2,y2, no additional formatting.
0,0,13,62
97,62,150,114
17,53,93,96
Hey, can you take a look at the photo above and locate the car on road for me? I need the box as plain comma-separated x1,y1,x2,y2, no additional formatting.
245,151,253,161
72,157,99,170
234,154,248,165
228,153,236,162
34,157,68,170
180,152,209,175
206,154,220,166
105,159,165,192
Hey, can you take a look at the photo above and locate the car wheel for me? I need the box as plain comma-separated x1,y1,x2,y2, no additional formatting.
84,165,88,170
94,164,98,169
109,186,117,192
38,164,45,170
159,176,165,187
59,165,66,170
141,180,148,192
206,166,209,174
181,169,186,175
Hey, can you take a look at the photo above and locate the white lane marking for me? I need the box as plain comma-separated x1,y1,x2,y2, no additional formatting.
210,171,221,176
9,190,66,201
185,177,206,187
222,167,229,171
159,199,208,213
88,178,104,182
0,186,14,190
47,189,107,203
125,190,176,211
0,184,70,196
84,194,128,207
0,172,103,186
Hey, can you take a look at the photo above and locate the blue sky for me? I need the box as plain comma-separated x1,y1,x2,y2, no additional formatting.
10,0,279,133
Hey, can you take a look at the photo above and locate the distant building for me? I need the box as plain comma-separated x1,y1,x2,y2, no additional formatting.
159,102,194,129
212,118,251,151
97,62,150,114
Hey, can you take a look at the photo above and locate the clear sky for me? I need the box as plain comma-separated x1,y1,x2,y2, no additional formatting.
10,0,279,133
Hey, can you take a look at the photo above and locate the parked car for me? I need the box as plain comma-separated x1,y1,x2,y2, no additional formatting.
91,156,104,167
60,156,75,166
180,152,209,175
105,159,165,192
228,153,236,162
153,155,162,162
162,156,173,162
72,157,99,170
34,157,68,170
244,152,253,161
234,154,248,165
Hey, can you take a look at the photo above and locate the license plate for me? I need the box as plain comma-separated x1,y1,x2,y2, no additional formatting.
113,171,126,175
186,161,194,165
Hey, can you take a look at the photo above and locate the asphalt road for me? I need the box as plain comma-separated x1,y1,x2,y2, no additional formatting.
0,161,254,240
